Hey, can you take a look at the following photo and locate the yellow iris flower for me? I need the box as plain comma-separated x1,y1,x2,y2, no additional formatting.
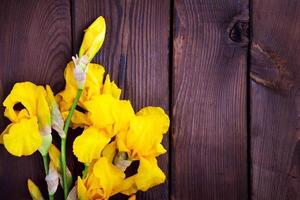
56,62,121,129
116,107,170,160
77,157,125,200
0,82,54,156
76,154,166,199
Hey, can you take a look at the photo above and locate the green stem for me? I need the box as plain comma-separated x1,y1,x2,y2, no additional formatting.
82,164,89,179
42,154,54,200
61,89,83,200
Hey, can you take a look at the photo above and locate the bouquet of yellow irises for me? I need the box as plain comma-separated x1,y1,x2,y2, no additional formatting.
0,16,169,200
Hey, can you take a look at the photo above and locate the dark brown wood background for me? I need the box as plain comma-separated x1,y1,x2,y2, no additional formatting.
0,0,299,199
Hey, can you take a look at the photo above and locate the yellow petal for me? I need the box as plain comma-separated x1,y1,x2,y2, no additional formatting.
84,63,105,99
102,74,121,99
0,124,12,144
116,130,130,153
125,107,169,158
79,16,106,62
117,158,165,195
49,144,61,171
129,194,136,200
155,143,167,155
77,176,88,200
27,179,44,200
93,157,125,196
126,117,161,158
134,157,166,191
3,117,42,156
118,176,137,196
85,95,134,135
71,110,91,128
101,141,117,163
114,100,135,132
73,127,110,163
137,107,170,134
3,82,39,122
84,95,118,132
56,62,79,110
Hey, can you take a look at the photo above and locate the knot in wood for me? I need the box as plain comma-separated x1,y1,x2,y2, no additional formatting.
229,21,249,44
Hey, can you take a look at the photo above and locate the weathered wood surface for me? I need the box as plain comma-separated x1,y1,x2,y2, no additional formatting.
250,0,300,199
172,0,249,199
0,0,300,200
0,0,72,199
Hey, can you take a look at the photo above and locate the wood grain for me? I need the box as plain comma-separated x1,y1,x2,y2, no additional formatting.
72,0,170,199
0,1,72,199
250,1,300,199
172,0,249,199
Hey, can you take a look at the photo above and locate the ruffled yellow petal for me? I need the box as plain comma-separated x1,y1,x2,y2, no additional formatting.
3,117,41,156
77,176,89,200
27,179,44,200
137,107,170,134
73,127,110,163
85,95,134,136
134,157,166,191
84,95,118,132
124,107,169,159
93,157,125,196
79,16,106,62
3,82,38,122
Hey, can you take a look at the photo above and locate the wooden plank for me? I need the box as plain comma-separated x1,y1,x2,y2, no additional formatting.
250,1,300,199
0,1,72,199
72,0,170,199
172,0,249,199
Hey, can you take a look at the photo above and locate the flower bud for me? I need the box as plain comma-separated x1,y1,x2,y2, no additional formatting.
38,134,52,156
45,168,59,195
46,85,65,138
27,179,44,200
79,16,106,62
